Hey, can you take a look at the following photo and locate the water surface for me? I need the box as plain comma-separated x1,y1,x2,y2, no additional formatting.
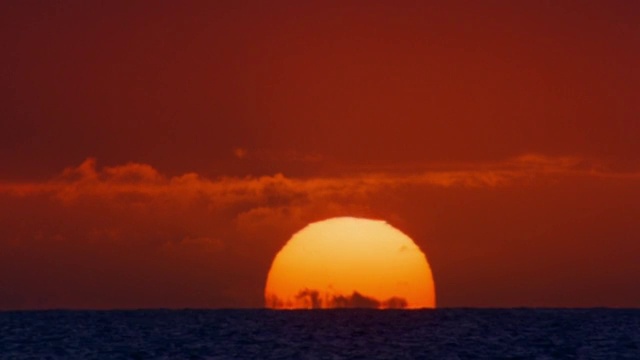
1,309,638,359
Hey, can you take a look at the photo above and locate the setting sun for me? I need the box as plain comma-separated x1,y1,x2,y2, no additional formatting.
265,217,436,309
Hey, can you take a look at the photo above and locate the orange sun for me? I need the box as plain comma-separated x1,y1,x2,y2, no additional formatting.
265,217,436,309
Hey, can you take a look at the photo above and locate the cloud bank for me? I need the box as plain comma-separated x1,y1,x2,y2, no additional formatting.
0,154,638,309
1,154,634,203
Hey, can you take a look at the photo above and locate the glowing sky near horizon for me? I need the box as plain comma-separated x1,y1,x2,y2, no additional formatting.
0,1,638,309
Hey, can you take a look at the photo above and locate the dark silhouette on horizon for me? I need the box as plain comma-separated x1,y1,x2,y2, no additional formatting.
266,289,408,309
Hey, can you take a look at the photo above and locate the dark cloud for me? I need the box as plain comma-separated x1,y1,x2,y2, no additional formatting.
288,289,408,309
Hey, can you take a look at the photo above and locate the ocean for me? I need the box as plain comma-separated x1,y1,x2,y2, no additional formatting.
1,309,638,359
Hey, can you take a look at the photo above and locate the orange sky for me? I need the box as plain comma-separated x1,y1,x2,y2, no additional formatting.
1,1,638,309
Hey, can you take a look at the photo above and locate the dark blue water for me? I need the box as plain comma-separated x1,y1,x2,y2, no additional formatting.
1,309,639,359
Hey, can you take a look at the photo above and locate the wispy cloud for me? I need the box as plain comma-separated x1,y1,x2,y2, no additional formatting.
1,154,636,203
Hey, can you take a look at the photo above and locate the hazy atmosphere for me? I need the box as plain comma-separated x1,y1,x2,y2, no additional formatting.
1,1,639,309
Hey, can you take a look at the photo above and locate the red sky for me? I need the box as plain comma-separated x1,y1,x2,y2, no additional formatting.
1,1,638,309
